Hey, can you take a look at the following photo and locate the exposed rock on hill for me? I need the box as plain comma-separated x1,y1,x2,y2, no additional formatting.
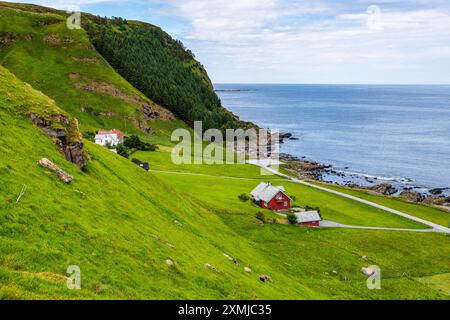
29,113,86,169
71,75,175,123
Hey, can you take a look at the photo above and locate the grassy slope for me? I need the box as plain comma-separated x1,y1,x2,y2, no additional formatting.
134,150,429,229
0,4,185,146
0,2,449,300
1,67,450,299
0,65,321,299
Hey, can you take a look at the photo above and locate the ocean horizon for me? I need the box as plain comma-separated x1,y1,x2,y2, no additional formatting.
215,83,450,192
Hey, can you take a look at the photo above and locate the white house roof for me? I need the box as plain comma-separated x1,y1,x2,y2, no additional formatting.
295,211,322,223
251,182,290,203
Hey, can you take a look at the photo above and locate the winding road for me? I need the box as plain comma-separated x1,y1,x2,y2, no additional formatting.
250,162,450,234
150,166,450,234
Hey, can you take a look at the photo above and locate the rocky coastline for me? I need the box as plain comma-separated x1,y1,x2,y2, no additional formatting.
278,152,450,209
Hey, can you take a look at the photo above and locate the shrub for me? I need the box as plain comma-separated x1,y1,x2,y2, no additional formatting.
287,213,298,225
256,211,266,223
83,131,96,141
131,158,143,164
238,193,250,202
116,144,131,159
124,135,157,152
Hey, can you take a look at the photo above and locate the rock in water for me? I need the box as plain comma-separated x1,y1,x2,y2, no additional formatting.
429,188,448,196
423,195,450,206
38,158,73,183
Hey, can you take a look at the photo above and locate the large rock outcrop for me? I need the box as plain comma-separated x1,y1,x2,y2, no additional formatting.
400,191,425,203
29,113,86,169
369,183,398,196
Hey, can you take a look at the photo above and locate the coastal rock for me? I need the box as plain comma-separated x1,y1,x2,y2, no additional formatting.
280,154,331,181
429,188,449,196
400,191,425,203
423,195,450,206
369,183,398,196
279,132,293,143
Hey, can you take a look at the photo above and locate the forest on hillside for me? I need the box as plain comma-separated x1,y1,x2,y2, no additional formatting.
84,16,243,131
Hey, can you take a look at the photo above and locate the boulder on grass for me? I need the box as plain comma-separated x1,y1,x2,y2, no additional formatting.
259,275,273,283
38,158,73,183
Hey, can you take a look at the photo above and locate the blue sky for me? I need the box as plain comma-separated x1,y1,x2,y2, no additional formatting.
15,0,450,84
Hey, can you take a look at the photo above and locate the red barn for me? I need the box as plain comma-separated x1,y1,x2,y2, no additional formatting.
295,211,322,227
250,182,292,211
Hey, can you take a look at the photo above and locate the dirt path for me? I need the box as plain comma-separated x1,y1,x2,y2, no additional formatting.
149,169,286,181
320,220,434,233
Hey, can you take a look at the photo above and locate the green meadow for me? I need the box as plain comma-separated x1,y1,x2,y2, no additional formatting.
1,2,449,300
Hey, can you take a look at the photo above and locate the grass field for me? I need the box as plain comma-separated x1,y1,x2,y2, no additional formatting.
133,150,449,229
1,2,450,300
1,70,449,299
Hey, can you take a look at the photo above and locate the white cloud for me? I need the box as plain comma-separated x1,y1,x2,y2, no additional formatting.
13,0,450,83
162,0,450,83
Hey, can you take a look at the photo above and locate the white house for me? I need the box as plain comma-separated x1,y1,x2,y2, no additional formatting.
94,129,125,147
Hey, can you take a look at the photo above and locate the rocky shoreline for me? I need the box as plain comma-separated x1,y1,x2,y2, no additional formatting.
278,152,450,209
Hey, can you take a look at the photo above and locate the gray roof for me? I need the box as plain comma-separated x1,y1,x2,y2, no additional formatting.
295,211,322,223
251,182,290,203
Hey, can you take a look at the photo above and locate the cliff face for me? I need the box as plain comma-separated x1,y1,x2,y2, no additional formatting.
29,113,86,169
0,65,86,169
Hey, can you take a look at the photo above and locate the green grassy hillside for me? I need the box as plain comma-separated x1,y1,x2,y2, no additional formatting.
0,64,318,299
1,66,450,299
0,3,184,146
1,2,450,300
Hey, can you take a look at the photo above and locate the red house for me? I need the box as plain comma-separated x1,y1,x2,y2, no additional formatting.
250,182,292,211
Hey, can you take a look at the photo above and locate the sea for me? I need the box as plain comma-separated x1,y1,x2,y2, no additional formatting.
215,84,450,194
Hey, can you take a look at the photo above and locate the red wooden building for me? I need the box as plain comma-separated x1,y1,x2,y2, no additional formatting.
250,182,292,211
295,211,322,227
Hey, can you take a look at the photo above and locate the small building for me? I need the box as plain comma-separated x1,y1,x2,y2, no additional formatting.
295,211,322,227
95,129,125,147
135,162,150,171
250,182,292,211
